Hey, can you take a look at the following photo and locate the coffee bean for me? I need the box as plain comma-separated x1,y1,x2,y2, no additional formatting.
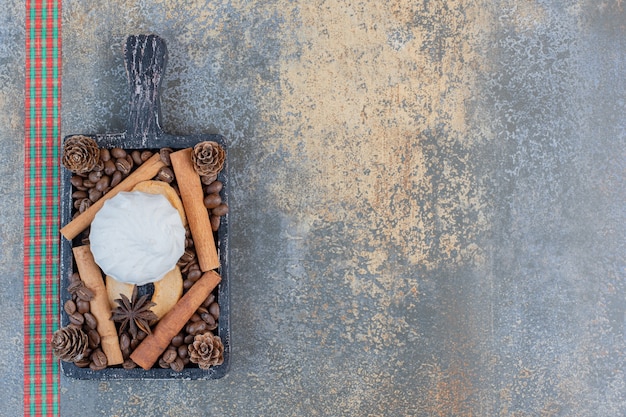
92,160,104,172
177,345,188,359
110,170,122,187
159,148,173,166
75,357,91,368
76,285,95,301
211,203,229,216
180,258,199,274
70,176,85,190
209,302,220,319
89,361,107,371
171,333,184,347
184,334,194,344
201,174,218,185
122,359,137,369
131,150,143,166
76,299,90,314
210,215,221,232
202,312,216,329
197,321,209,334
186,321,208,335
103,159,116,175
158,357,170,368
181,261,194,275
88,188,102,202
100,148,111,162
204,180,223,194
170,357,184,372
70,175,83,187
82,179,96,188
190,313,202,322
137,330,148,341
140,150,153,162
183,279,194,291
78,198,92,213
72,190,87,199
203,193,222,209
187,268,202,282
202,294,215,308
87,329,100,348
74,199,83,210
110,147,126,159
179,250,195,266
163,348,177,364
115,157,132,175
64,299,77,315
185,322,195,335
95,176,110,192
91,348,108,368
88,170,102,183
68,280,81,295
155,166,174,183
69,312,84,326
130,338,140,350
84,312,97,329
119,333,131,351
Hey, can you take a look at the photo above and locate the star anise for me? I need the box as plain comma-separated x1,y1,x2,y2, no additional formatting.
110,286,157,339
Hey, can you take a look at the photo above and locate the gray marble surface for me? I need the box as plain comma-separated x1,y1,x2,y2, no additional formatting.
2,1,625,416
0,0,26,413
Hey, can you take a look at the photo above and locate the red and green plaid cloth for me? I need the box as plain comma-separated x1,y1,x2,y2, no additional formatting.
24,0,61,415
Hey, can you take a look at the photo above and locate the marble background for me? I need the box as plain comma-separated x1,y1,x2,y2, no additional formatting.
2,1,625,415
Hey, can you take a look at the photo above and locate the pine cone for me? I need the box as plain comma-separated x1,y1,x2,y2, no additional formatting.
62,135,100,173
188,332,224,369
191,141,225,177
51,326,89,363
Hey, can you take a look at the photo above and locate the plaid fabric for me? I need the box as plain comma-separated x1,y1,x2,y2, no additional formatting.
24,0,61,415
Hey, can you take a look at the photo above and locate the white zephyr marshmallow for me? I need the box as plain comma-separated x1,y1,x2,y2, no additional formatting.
90,191,186,285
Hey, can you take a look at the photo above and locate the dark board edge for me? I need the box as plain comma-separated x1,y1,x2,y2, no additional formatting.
59,132,231,380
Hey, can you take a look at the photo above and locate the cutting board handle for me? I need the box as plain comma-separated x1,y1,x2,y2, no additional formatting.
124,34,168,143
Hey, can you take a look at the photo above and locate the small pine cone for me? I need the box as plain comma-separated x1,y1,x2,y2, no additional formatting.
188,332,224,369
62,135,100,174
51,326,89,363
191,141,225,177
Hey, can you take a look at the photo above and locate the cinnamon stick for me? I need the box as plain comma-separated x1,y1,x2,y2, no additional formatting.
130,270,221,370
61,153,166,240
170,148,219,271
72,245,124,366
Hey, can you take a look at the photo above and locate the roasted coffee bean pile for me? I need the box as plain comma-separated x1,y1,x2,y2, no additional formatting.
202,179,228,231
70,147,156,217
158,293,220,371
67,145,227,371
63,272,106,370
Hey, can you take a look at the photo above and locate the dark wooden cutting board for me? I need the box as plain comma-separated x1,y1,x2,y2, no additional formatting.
59,34,230,380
